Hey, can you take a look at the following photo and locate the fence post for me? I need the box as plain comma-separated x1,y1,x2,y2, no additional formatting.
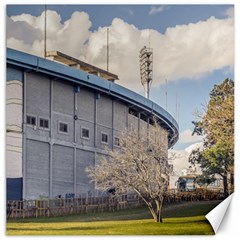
48,200,50,217
85,197,88,213
35,200,38,218
22,201,25,219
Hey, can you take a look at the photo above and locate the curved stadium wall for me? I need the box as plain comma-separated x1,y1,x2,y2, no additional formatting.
6,48,179,200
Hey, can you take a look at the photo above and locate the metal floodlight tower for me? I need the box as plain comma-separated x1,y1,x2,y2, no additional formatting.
139,46,153,99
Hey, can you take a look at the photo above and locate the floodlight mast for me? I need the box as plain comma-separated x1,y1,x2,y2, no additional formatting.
139,46,153,99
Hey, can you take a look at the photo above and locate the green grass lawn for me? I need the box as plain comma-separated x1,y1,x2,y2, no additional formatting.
7,200,220,235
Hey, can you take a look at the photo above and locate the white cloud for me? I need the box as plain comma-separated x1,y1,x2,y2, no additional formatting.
224,7,234,18
6,16,42,45
149,5,167,15
178,129,203,144
169,142,203,175
7,10,92,58
7,11,234,92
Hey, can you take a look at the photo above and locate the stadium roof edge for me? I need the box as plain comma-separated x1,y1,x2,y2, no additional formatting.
6,48,179,147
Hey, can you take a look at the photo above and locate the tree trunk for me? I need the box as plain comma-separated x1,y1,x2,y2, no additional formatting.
223,174,229,198
147,200,163,223
135,192,164,223
156,200,163,223
230,173,234,192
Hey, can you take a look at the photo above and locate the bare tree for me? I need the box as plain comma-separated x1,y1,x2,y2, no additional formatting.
86,121,169,223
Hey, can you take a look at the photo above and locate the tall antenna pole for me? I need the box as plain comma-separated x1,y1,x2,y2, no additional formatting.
44,5,47,58
107,28,109,72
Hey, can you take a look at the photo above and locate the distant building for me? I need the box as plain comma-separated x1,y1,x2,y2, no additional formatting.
6,48,179,200
182,166,199,176
168,170,179,191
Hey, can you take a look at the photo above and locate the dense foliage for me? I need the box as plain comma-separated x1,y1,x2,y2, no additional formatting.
189,79,234,197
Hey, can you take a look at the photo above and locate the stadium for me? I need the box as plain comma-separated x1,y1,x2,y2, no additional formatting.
6,48,179,200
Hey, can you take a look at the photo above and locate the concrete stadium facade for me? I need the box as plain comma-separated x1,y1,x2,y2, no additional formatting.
6,48,179,200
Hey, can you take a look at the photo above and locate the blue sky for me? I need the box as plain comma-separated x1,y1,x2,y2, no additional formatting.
7,4,231,33
6,4,234,151
150,67,234,149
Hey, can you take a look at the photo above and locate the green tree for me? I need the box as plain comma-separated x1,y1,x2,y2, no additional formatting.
189,79,234,197
195,173,216,188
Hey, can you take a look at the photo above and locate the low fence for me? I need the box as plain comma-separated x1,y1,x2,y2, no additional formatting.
7,195,144,219
7,189,224,219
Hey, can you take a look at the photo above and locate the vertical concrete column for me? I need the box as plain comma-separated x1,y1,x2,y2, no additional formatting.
74,92,77,143
74,147,77,196
73,87,79,197
49,79,53,199
49,143,53,198
22,72,27,200
94,93,100,147
94,151,97,196
112,99,115,150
